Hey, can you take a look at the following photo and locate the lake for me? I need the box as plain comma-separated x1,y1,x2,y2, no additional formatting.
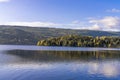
0,45,120,80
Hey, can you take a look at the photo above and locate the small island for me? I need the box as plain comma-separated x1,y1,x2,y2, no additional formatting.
37,35,120,48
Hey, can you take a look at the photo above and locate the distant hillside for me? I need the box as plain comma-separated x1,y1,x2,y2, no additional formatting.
0,25,120,45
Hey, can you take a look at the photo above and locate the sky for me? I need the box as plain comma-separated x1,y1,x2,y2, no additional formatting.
0,0,120,31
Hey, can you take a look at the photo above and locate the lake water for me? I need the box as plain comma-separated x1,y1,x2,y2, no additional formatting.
0,45,120,80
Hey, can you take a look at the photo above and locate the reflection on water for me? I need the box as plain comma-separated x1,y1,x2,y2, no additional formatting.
0,46,120,80
6,50,120,62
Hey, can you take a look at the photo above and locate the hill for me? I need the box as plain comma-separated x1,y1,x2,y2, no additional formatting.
0,25,120,45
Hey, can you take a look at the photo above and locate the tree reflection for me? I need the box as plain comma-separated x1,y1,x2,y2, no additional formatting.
6,50,120,62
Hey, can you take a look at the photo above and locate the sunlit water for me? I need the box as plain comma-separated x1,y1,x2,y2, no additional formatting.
0,45,120,80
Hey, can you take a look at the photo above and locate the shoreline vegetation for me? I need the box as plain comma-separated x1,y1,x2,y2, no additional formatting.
37,35,120,48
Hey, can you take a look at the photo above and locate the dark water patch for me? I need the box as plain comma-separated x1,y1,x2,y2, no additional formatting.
5,50,120,62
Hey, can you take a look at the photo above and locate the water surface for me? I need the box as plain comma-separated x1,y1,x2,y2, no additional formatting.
0,45,120,80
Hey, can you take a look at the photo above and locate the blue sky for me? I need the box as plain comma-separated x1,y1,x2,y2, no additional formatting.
0,0,120,31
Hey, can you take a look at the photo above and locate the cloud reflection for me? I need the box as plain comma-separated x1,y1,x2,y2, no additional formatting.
71,61,120,77
2,63,55,70
90,62,120,77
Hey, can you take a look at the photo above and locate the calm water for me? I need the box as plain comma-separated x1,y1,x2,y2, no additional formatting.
0,45,120,80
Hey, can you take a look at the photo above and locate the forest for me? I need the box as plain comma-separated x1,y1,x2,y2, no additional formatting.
37,35,120,48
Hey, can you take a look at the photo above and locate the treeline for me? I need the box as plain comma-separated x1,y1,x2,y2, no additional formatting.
37,35,120,48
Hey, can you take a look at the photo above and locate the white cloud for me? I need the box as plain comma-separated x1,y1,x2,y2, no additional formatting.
1,16,120,31
1,21,86,29
107,8,120,13
89,24,101,30
2,21,61,27
0,0,10,2
89,16,120,31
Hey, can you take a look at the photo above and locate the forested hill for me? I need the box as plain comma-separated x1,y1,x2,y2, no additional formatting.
37,35,120,48
0,25,120,45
